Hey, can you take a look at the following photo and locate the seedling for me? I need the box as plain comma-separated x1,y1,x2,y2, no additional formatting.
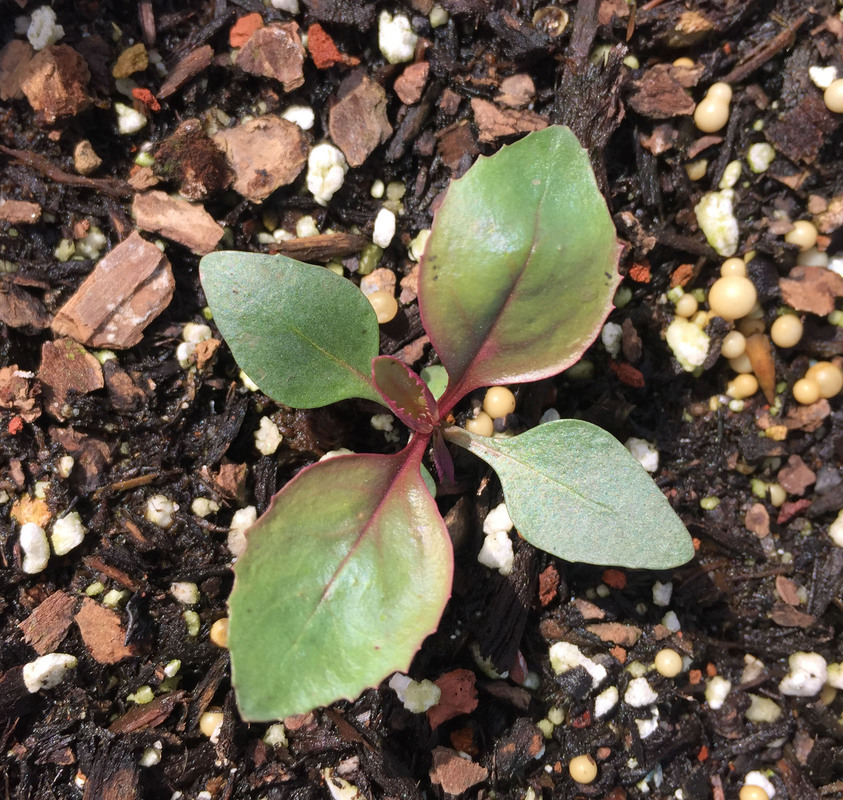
200,126,694,721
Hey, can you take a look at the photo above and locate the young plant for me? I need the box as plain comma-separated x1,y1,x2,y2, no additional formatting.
199,126,694,721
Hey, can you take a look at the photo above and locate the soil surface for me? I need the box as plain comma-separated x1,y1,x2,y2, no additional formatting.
1,1,843,799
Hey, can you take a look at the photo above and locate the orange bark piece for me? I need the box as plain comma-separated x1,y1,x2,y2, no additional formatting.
230,13,264,48
744,333,776,403
52,231,175,348
307,23,359,69
671,263,694,287
538,564,559,606
427,669,478,730
629,262,652,283
75,597,136,664
18,591,76,655
689,669,702,684
602,568,627,589
131,87,160,111
610,361,645,388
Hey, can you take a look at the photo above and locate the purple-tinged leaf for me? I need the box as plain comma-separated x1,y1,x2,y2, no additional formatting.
372,355,439,433
418,126,621,412
228,439,453,721
431,429,454,486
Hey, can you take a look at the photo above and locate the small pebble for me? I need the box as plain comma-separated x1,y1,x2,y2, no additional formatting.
367,290,398,324
50,512,87,556
568,754,598,784
770,315,802,348
199,710,224,741
792,377,820,405
823,78,843,113
721,330,746,359
708,276,757,320
465,410,494,437
805,361,843,398
20,522,49,574
739,785,769,800
210,617,229,648
483,386,516,419
22,653,77,693
654,648,683,678
625,676,658,707
784,220,818,251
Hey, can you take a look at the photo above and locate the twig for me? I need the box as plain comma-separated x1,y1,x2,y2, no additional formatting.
0,145,134,199
721,13,809,85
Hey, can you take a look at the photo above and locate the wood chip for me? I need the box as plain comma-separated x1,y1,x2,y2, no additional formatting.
744,503,770,538
271,232,367,261
627,64,696,118
399,263,420,304
572,597,605,620
0,199,41,224
784,399,830,432
394,62,430,105
213,115,309,203
429,747,488,795
0,365,40,422
640,124,678,155
779,266,843,316
18,591,76,655
50,426,112,492
20,45,91,124
132,191,224,254
775,575,802,606
0,40,34,101
765,95,837,164
38,338,104,420
777,454,816,496
237,23,305,92
814,195,843,235
157,45,213,99
436,122,478,173
427,669,478,730
52,231,175,349
109,691,185,733
329,76,393,167
0,280,51,330
770,602,815,628
75,597,136,664
470,98,547,144
103,361,148,412
586,622,642,646
495,73,535,108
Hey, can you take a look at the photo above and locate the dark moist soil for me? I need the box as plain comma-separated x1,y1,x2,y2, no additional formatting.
2,0,843,798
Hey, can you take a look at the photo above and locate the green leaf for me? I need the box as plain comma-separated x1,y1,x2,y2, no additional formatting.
228,445,453,721
444,420,694,570
200,252,381,407
372,356,438,433
420,365,448,401
418,126,620,409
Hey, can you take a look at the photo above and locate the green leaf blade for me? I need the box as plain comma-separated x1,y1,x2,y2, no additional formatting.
228,448,453,721
445,420,694,570
200,252,381,407
418,126,620,406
